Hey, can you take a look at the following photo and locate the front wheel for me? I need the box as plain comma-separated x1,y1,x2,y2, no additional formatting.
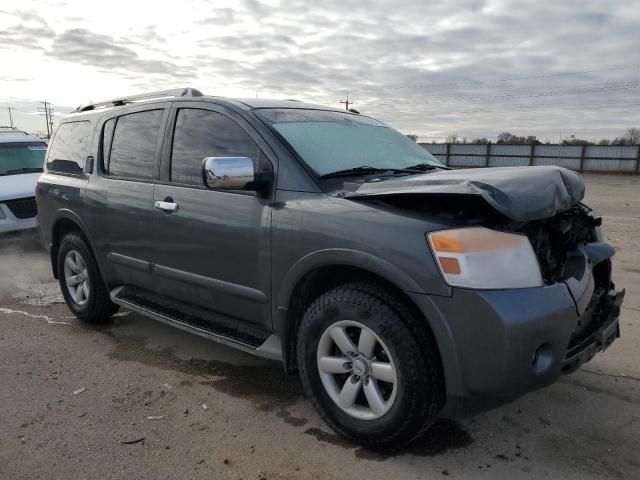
57,232,118,323
297,282,443,450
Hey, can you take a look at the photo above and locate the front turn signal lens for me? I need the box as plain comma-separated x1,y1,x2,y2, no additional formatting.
438,257,461,274
427,227,543,289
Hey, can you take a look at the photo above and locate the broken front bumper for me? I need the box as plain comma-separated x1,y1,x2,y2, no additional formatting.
407,257,623,417
562,288,624,374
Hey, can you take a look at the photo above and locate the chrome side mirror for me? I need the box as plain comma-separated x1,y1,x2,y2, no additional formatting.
202,157,255,191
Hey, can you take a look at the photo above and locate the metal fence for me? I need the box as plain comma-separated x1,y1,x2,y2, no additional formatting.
419,143,640,174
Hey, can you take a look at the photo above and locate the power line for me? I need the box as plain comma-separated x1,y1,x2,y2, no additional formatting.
358,81,640,108
458,100,640,114
346,64,640,93
421,100,640,116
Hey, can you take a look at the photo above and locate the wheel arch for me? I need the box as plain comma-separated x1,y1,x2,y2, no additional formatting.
49,210,102,281
276,250,446,386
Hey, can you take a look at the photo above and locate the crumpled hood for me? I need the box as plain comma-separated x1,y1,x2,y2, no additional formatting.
0,173,40,202
343,166,585,222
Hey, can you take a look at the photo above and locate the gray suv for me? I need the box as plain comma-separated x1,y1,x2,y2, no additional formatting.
37,88,624,449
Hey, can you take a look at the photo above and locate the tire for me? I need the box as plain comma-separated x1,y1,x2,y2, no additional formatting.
297,281,443,450
57,232,119,323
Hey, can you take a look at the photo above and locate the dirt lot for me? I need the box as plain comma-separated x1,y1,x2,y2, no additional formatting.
1,173,638,480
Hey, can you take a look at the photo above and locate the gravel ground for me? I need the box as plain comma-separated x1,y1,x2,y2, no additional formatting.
0,173,638,480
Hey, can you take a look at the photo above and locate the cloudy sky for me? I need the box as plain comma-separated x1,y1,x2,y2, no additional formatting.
1,0,639,141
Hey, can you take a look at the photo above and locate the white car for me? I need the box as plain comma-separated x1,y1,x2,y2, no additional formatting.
0,128,47,233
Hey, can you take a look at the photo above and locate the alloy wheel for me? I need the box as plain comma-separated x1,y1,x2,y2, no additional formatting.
316,320,398,420
63,249,90,306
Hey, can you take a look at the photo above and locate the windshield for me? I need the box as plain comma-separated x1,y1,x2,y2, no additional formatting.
256,109,443,176
0,143,46,176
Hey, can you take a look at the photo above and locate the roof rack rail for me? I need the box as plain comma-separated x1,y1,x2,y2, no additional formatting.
74,87,204,112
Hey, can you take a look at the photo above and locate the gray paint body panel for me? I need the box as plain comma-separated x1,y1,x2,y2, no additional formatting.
36,96,622,416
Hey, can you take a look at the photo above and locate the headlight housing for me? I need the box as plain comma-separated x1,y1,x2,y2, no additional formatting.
427,227,543,289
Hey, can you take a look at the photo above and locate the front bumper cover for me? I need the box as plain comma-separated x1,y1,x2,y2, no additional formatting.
408,260,623,418
562,288,624,374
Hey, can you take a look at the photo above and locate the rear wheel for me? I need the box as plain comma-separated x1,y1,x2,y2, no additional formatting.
57,232,118,323
297,281,442,450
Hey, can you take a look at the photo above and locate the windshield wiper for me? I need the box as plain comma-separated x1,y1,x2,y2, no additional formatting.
319,165,422,179
3,167,43,175
405,162,450,171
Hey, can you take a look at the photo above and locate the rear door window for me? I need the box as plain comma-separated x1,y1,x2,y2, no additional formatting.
46,121,91,175
108,110,163,179
170,109,260,186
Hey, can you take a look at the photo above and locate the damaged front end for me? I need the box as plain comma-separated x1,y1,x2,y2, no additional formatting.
510,204,624,372
346,168,624,375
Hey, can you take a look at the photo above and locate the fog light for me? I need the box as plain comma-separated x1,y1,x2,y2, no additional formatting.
532,343,554,374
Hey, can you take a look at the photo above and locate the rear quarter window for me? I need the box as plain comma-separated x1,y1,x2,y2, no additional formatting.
46,121,91,175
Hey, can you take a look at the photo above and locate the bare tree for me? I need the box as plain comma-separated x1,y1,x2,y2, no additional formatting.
562,138,592,146
597,139,611,145
471,137,490,144
497,132,540,144
624,128,640,144
497,132,517,143
406,134,418,142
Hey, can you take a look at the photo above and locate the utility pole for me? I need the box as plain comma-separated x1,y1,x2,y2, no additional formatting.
340,92,354,111
7,107,14,128
40,101,51,138
48,105,54,136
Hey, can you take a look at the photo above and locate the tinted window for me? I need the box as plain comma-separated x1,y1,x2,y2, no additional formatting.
109,110,163,179
101,117,116,172
171,109,260,185
46,121,91,174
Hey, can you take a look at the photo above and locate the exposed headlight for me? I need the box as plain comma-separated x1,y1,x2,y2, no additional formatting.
427,227,543,289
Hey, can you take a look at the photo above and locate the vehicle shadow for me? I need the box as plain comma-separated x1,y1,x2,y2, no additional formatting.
93,311,475,459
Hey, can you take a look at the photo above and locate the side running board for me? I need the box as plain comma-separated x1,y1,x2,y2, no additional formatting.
110,286,282,361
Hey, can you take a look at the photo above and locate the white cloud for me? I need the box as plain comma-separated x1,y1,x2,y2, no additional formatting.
1,0,639,141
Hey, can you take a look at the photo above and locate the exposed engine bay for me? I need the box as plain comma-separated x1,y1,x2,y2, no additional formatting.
508,204,601,283
366,193,602,284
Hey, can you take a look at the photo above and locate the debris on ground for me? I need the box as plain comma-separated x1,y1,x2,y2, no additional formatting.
223,458,230,465
73,387,86,395
202,403,208,411
146,415,164,420
121,437,145,445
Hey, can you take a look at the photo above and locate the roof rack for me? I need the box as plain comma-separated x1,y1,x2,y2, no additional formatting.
74,87,204,112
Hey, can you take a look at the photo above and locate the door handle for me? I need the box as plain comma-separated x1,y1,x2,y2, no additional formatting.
154,200,178,212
